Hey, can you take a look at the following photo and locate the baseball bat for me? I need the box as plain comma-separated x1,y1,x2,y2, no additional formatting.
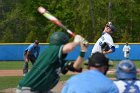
37,6,75,37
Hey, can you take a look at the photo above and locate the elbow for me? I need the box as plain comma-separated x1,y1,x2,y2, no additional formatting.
64,45,75,53
68,45,75,51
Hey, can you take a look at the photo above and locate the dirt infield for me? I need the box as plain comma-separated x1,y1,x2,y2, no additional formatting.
0,70,78,76
0,69,117,76
1,69,140,76
0,70,22,76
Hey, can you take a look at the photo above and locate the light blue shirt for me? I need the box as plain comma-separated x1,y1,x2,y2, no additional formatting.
61,70,119,93
25,43,40,56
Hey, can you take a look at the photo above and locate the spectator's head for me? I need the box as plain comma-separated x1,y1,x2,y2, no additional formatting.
34,40,39,47
88,52,111,75
116,60,137,80
126,42,128,46
104,22,115,34
50,31,69,45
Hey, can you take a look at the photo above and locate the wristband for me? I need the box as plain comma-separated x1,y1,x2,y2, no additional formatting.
80,51,85,57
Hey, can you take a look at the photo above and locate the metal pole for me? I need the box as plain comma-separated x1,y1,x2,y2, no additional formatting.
89,0,94,32
108,0,112,21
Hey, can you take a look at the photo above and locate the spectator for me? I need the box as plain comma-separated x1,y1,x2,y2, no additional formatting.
91,22,115,55
16,31,88,93
23,40,40,76
61,52,119,93
114,60,140,93
123,42,131,59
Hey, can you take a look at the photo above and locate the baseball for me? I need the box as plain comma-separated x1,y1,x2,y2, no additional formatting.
38,6,46,14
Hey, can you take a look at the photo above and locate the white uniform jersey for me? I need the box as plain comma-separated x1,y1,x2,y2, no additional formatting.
123,45,131,52
123,45,131,58
91,32,115,54
114,80,140,93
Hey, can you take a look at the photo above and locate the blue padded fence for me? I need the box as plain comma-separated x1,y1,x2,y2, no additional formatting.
0,43,139,61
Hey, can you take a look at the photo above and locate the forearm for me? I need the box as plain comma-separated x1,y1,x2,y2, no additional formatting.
63,42,79,54
73,56,84,69
73,48,86,69
24,51,30,62
25,51,29,59
103,49,112,54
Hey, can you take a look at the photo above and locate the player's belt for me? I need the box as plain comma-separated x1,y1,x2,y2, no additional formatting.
22,87,31,90
17,85,31,90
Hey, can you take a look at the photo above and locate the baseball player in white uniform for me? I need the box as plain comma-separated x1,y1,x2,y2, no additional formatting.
91,22,115,55
114,60,140,93
123,42,131,59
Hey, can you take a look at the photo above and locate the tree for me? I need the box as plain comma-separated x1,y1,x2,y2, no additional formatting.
0,0,139,43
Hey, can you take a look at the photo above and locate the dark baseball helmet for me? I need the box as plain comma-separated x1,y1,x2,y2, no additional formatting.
50,31,69,45
88,52,110,67
116,60,136,80
106,22,115,32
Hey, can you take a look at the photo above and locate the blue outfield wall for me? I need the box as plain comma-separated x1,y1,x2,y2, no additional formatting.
0,43,140,61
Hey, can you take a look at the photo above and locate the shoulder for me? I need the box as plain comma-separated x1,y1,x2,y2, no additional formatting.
48,45,63,50
113,80,126,93
103,32,111,36
103,33,113,40
67,70,95,82
29,43,34,47
26,43,34,49
135,80,140,86
114,80,140,87
114,80,126,85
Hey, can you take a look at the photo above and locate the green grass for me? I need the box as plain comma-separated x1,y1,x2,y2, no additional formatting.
111,61,140,68
0,76,21,90
0,61,32,70
60,75,73,81
0,61,140,70
0,75,73,90
0,61,140,90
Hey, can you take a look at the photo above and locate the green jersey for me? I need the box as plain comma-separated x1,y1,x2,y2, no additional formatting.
18,45,67,91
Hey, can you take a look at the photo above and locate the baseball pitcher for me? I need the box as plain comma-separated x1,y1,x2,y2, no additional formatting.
91,22,115,55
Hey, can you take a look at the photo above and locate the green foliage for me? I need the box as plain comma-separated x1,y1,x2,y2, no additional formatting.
0,0,139,43
1,28,13,42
